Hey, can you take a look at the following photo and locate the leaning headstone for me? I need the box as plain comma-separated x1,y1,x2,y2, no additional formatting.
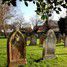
7,30,27,67
43,29,56,59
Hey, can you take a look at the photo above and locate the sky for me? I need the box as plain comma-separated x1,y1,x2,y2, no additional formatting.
16,0,37,22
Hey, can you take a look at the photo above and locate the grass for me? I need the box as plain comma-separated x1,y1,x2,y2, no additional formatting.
0,39,67,67
0,39,7,67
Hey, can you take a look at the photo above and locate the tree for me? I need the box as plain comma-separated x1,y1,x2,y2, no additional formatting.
0,4,9,37
4,4,25,30
11,16,25,30
1,0,67,18
30,16,39,29
1,0,67,24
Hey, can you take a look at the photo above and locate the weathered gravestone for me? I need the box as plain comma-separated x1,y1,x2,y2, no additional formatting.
64,35,67,47
43,29,56,59
40,34,46,46
30,35,37,45
26,37,31,46
7,30,27,67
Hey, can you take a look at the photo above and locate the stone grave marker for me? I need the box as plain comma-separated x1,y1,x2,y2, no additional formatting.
43,29,56,59
30,35,37,45
40,34,45,46
26,37,31,46
7,30,27,67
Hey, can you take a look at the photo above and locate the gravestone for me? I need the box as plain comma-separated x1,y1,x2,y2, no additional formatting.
64,35,67,47
26,37,31,46
40,35,45,44
7,30,27,67
40,34,45,46
30,35,37,45
43,29,56,59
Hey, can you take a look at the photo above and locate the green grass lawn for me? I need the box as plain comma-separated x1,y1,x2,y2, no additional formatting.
0,39,67,67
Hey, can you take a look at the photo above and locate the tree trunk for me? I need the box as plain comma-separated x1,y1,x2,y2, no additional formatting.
3,29,7,38
3,22,7,38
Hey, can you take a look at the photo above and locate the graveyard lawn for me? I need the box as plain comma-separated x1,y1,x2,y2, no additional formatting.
0,39,67,67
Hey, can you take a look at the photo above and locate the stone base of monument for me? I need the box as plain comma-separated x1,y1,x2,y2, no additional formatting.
43,55,56,60
43,48,56,59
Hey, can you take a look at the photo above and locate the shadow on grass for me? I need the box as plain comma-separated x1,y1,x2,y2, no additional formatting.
34,58,43,62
